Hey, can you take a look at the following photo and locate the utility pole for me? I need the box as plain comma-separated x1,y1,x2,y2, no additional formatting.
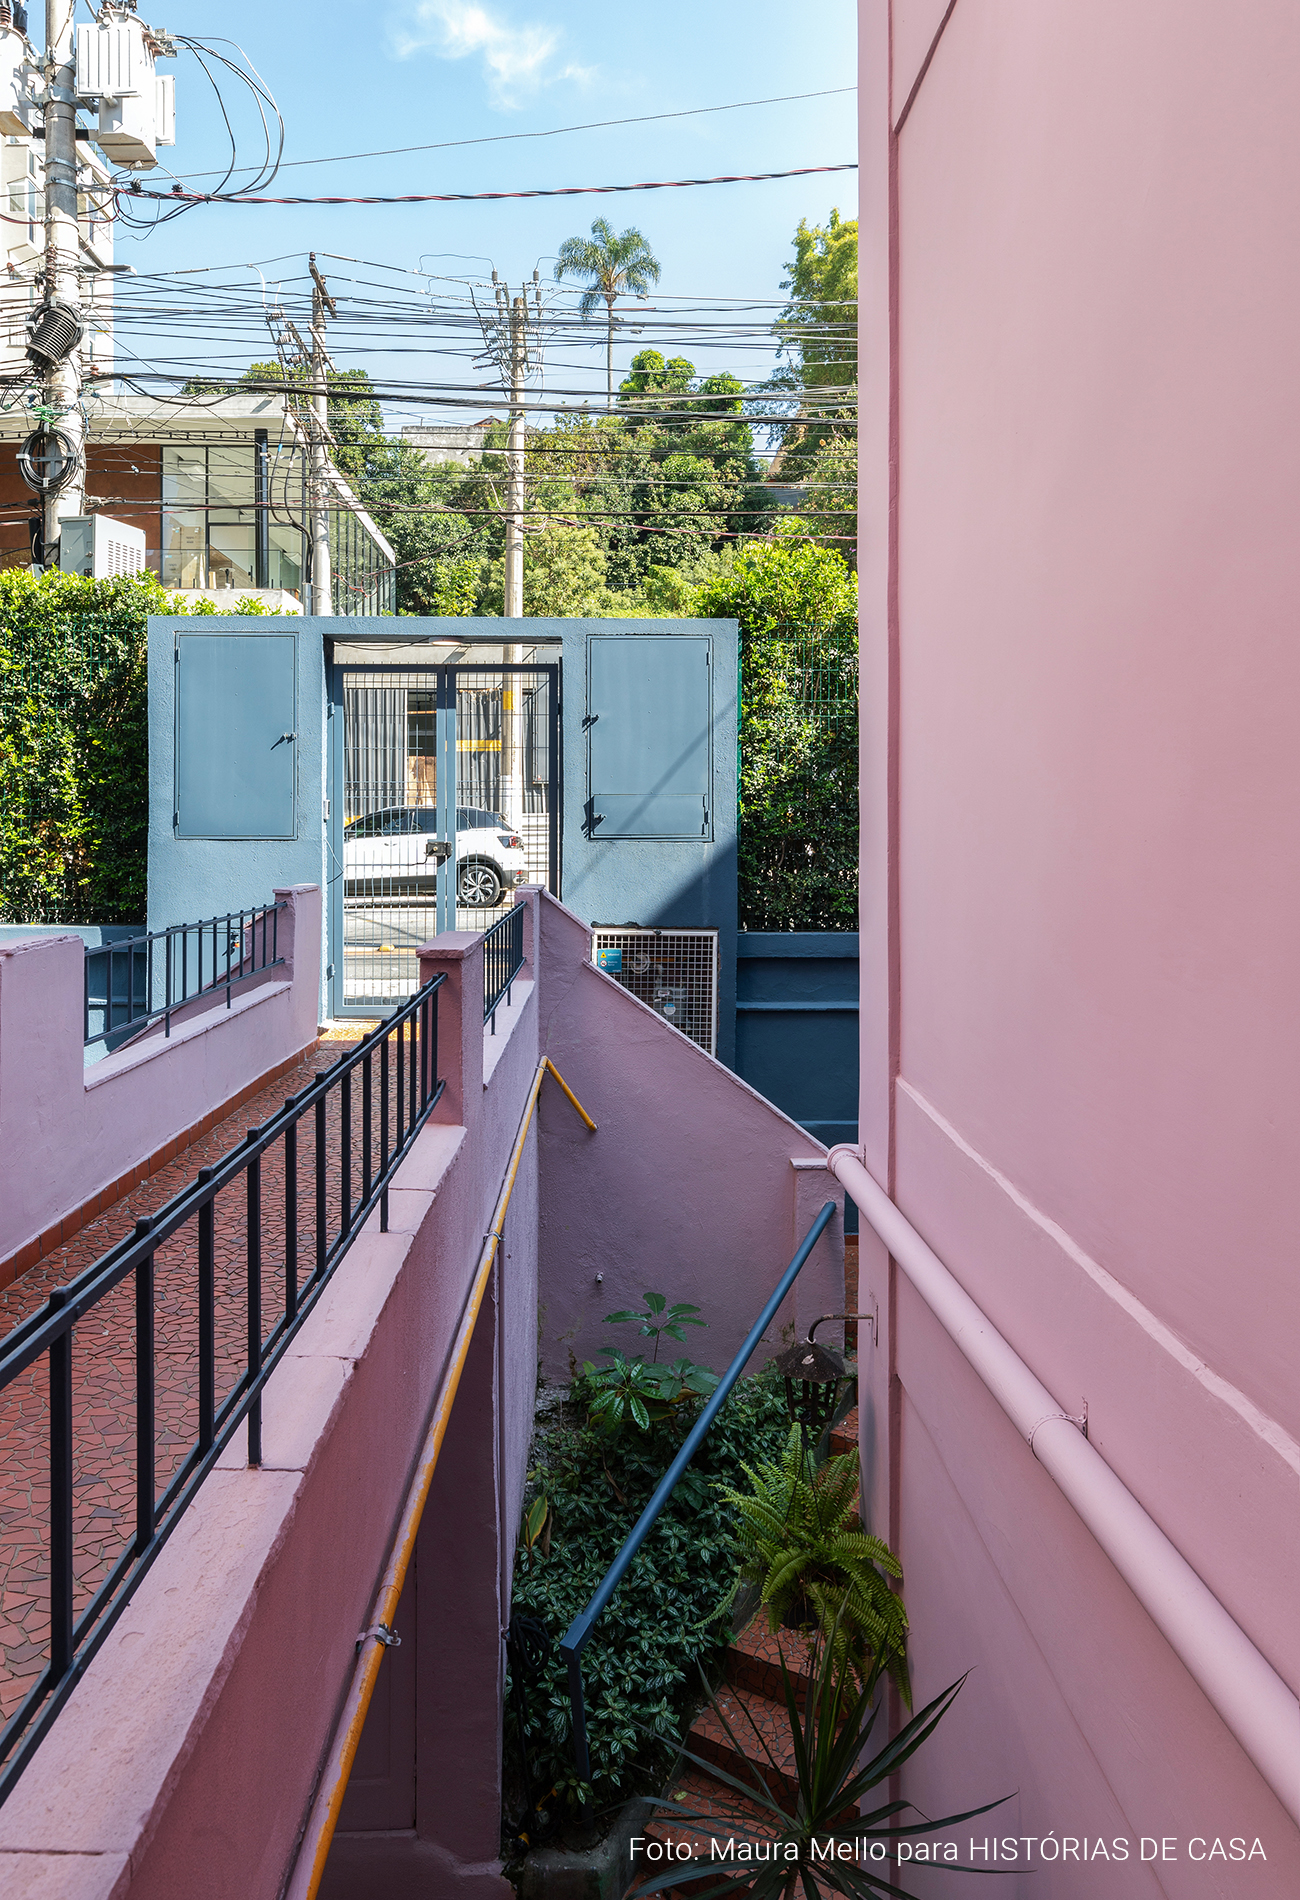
42,0,84,554
503,290,526,619
309,252,336,615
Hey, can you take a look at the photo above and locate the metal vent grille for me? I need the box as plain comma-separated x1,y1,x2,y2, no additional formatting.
591,927,718,1056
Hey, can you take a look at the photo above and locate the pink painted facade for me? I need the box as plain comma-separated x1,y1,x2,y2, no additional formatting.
0,886,322,1274
857,1,1300,1888
0,889,845,1897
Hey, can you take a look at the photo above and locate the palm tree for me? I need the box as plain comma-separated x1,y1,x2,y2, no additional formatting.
554,219,661,409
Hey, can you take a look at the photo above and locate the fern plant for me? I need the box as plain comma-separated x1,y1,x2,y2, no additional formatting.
723,1425,911,1704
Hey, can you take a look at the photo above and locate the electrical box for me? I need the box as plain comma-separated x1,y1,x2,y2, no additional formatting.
0,22,37,137
155,73,174,146
76,15,168,168
59,514,146,579
591,927,719,1055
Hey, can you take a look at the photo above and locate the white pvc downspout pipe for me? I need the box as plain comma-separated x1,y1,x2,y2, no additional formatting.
826,1144,1300,1829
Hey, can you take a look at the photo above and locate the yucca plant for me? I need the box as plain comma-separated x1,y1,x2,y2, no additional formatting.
636,1633,1006,1900
723,1426,910,1703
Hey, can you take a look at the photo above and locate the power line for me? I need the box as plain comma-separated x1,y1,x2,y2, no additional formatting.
172,85,859,183
120,162,858,209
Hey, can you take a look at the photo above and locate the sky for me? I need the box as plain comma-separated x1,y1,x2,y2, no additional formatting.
103,0,858,433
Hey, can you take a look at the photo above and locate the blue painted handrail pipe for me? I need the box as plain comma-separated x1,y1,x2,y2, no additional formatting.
558,1198,839,1787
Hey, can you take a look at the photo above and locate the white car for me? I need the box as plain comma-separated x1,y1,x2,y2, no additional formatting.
343,806,527,907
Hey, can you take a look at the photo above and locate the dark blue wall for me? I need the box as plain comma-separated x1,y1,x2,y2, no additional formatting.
733,932,859,1228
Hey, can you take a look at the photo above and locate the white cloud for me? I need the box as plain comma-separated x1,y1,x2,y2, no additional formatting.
389,1,592,107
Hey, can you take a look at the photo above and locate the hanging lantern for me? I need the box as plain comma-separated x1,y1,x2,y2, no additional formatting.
772,1331,850,1438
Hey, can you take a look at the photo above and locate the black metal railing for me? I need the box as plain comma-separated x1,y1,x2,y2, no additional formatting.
84,902,286,1052
558,1200,838,1792
483,901,525,1031
0,972,446,1807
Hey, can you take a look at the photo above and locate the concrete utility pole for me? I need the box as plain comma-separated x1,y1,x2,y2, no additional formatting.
42,0,85,552
503,291,526,618
309,252,336,615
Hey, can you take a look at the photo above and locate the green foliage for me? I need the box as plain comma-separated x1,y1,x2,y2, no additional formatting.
521,1495,550,1567
509,1371,791,1811
638,1632,1006,1900
796,428,857,563
772,209,859,477
0,569,279,924
582,1349,719,1436
603,1289,706,1362
723,1425,910,1702
481,519,612,619
694,540,859,930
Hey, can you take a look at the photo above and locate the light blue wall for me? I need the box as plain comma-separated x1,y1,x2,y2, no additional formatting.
555,619,739,1065
147,616,738,1048
146,615,328,978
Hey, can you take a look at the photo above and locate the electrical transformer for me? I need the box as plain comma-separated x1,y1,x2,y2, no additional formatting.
0,13,37,137
76,11,174,169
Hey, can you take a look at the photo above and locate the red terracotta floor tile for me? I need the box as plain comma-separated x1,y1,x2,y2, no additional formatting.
0,1034,378,1729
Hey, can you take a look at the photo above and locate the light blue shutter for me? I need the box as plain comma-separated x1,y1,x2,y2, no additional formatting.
587,634,711,838
175,633,298,839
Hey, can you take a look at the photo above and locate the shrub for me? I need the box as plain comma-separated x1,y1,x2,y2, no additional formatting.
723,1424,910,1702
0,570,278,924
509,1371,791,1814
693,540,858,931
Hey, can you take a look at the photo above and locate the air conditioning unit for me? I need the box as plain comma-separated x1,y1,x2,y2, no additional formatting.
591,927,718,1056
59,514,146,579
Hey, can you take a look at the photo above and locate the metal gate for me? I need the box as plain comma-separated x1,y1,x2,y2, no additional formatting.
332,661,559,1012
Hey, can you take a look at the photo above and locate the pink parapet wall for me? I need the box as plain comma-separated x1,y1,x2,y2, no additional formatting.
0,885,322,1278
859,0,1300,1887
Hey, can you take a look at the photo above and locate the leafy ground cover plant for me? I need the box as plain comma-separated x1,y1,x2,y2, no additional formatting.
583,1291,719,1437
584,1350,719,1435
724,1425,911,1703
507,1370,791,1819
604,1291,707,1360
638,1627,1007,1900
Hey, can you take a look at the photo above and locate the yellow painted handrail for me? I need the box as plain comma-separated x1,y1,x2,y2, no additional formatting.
286,1056,595,1900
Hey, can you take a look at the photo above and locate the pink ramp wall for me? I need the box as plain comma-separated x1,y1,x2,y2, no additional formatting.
859,0,1300,1888
0,885,322,1273
533,891,845,1385
0,917,539,1900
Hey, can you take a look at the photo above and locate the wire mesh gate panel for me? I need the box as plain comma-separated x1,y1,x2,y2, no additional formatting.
338,662,559,1009
590,928,718,1055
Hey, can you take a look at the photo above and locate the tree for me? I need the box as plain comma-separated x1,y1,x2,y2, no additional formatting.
694,539,859,930
554,220,661,409
480,519,614,618
771,210,858,475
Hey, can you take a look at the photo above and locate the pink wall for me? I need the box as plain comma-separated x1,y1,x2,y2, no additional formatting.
0,885,322,1272
859,1,1300,1887
534,893,845,1383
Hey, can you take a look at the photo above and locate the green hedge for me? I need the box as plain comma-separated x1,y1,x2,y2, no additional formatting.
0,571,274,925
695,539,859,932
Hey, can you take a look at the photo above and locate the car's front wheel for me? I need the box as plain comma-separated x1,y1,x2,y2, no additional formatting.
458,859,504,906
